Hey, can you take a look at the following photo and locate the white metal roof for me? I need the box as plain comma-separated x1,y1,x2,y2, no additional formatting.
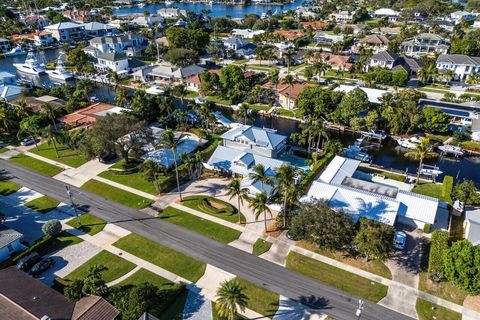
396,190,439,224
318,156,360,184
220,125,287,150
334,84,390,104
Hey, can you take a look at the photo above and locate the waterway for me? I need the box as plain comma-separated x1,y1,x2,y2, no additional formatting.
113,0,304,18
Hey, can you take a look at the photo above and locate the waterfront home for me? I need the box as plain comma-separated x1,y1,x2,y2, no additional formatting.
131,14,164,28
83,22,120,38
0,225,23,263
400,33,450,58
300,21,329,31
372,8,400,22
356,34,389,54
312,32,344,45
10,31,54,49
272,30,306,42
0,38,10,52
231,28,265,39
16,95,66,113
436,54,480,81
334,84,390,104
303,156,440,229
59,103,126,129
371,27,401,36
157,8,187,19
276,81,312,110
464,208,480,245
0,72,25,102
450,10,478,24
367,50,422,76
133,63,205,83
330,11,355,23
295,6,317,19
94,52,129,74
223,37,257,58
44,22,85,43
0,267,119,320
223,37,249,51
20,15,50,29
84,33,148,57
220,124,287,158
62,9,91,23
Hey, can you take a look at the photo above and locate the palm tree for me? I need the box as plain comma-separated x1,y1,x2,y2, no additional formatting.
215,279,249,320
115,86,129,108
248,191,272,232
140,160,162,194
304,50,314,64
225,179,247,224
157,129,183,200
274,163,300,228
248,164,274,192
236,103,250,125
404,138,437,183
173,83,188,106
107,69,120,94
41,103,57,131
42,125,60,158
282,74,295,100
324,139,344,156
283,49,295,73
313,120,329,158
312,61,329,81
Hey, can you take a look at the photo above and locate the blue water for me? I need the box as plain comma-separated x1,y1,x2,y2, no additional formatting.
113,0,304,18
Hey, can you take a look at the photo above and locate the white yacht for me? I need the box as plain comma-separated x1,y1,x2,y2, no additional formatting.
396,136,422,149
438,144,465,157
4,46,26,57
13,52,46,75
46,52,74,81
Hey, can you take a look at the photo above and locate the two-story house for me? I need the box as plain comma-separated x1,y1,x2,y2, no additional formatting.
436,54,480,81
157,8,187,18
223,37,257,58
331,11,355,23
84,33,148,57
83,22,120,38
44,22,85,42
400,33,450,58
367,50,422,76
356,34,389,53
94,52,129,73
131,14,164,28
11,31,54,49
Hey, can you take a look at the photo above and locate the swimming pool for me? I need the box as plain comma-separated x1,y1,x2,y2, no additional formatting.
142,136,204,168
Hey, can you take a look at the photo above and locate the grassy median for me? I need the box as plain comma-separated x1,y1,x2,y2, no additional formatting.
9,154,63,176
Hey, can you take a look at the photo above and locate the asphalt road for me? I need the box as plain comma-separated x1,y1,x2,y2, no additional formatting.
0,160,412,320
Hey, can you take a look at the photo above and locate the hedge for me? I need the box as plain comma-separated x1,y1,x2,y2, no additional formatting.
427,230,450,280
442,176,454,204
300,153,334,192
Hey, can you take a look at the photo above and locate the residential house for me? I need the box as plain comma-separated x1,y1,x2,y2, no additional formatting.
368,50,422,76
10,31,54,49
331,11,355,23
334,84,390,104
133,63,205,83
44,22,85,42
473,18,480,28
436,54,480,81
223,37,257,58
300,21,329,31
59,103,126,129
372,8,400,22
157,8,187,18
94,52,130,73
400,33,450,58
185,69,252,92
20,15,49,29
303,156,440,229
422,20,455,32
312,32,344,46
464,208,480,245
83,22,120,38
0,38,10,52
62,9,91,23
450,11,478,24
0,267,119,320
357,34,389,53
338,24,365,35
17,95,66,113
277,80,312,110
0,72,25,102
372,27,401,36
0,225,23,262
84,33,148,57
272,30,306,42
295,6,317,19
320,53,353,71
231,28,265,39
131,14,164,28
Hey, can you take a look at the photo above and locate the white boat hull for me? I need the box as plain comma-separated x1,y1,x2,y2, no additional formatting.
46,70,74,81
14,64,46,75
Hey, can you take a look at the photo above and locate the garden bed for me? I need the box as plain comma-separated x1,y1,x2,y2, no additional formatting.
181,195,246,224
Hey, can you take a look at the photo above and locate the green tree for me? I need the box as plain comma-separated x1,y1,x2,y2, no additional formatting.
443,240,480,294
173,83,188,106
164,48,199,67
404,138,437,182
199,72,219,96
354,218,394,261
140,160,163,194
41,103,58,131
428,230,449,280
236,103,251,125
18,115,43,151
333,87,369,125
165,27,209,53
219,65,249,103
419,108,450,134
453,179,479,205
248,191,272,232
215,279,249,320
248,164,274,192
157,129,183,201
289,199,355,250
392,69,410,86
274,163,301,228
42,125,60,158
42,219,62,236
225,179,248,224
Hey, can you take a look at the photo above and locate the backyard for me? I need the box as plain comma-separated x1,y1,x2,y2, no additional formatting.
9,154,64,177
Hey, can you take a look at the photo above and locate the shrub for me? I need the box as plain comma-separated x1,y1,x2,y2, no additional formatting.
441,176,453,203
427,230,449,280
423,224,431,233
443,240,480,295
42,219,62,237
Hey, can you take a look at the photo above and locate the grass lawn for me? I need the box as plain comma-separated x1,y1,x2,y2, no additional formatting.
181,195,246,224
159,288,189,320
236,277,279,317
29,143,88,168
9,154,64,177
113,233,206,282
290,63,305,71
159,206,241,244
66,250,136,283
25,196,60,214
98,170,159,195
247,65,277,72
115,268,173,288
276,108,300,118
252,239,272,256
286,252,388,302
296,241,392,279
0,147,9,153
206,96,233,105
250,104,271,112
416,298,462,320
412,182,452,204
66,213,107,236
0,179,21,196
81,179,154,209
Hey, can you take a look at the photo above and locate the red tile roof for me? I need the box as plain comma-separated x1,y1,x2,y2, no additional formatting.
59,103,117,128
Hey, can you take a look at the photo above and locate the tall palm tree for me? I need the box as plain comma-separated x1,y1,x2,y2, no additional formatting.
404,138,437,183
225,179,247,224
42,125,60,158
41,103,57,131
248,191,272,232
248,164,274,192
215,279,249,320
283,49,295,73
312,61,329,81
282,74,295,101
173,83,188,106
157,129,184,200
324,139,344,156
140,160,162,194
236,103,250,125
274,163,300,228
115,86,129,108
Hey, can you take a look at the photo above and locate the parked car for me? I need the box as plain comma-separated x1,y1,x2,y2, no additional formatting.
29,257,55,277
98,151,117,163
394,231,407,250
20,138,36,146
16,252,41,271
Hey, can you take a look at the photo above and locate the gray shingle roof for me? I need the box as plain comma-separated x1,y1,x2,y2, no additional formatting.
0,225,22,248
437,54,480,66
97,52,127,61
371,50,399,62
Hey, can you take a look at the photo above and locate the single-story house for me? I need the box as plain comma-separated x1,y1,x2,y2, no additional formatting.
0,225,23,262
334,84,390,104
59,103,126,129
464,208,480,245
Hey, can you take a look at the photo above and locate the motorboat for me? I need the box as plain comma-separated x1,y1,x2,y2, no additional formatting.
396,136,422,149
145,84,165,95
419,165,443,177
13,52,46,75
46,52,74,81
438,144,465,157
343,144,371,162
137,2,145,7
4,46,26,57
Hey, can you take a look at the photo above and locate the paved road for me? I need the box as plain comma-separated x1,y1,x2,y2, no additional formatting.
0,160,412,320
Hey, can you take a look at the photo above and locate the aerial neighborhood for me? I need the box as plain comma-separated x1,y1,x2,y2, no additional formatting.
2,0,480,319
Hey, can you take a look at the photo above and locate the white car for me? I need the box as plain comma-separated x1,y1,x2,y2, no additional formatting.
394,231,407,250
20,138,36,146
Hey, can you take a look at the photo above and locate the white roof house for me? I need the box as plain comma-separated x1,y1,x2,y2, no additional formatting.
220,125,287,151
374,8,400,17
304,156,439,228
334,84,391,104
465,208,480,245
232,29,265,39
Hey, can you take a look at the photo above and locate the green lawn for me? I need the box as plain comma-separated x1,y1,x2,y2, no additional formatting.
159,207,241,244
250,104,271,112
29,143,88,168
99,167,174,195
416,298,461,320
236,277,279,317
24,196,60,214
81,179,154,209
66,250,136,283
206,96,233,105
181,195,246,224
115,268,173,288
0,147,9,153
286,252,388,302
212,303,247,320
66,213,107,236
290,63,305,71
113,233,206,282
252,239,272,256
0,179,21,196
412,182,452,204
9,154,64,176
159,288,189,320
247,65,277,72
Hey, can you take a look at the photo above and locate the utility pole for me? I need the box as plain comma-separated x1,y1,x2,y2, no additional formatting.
356,299,364,320
65,185,81,226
